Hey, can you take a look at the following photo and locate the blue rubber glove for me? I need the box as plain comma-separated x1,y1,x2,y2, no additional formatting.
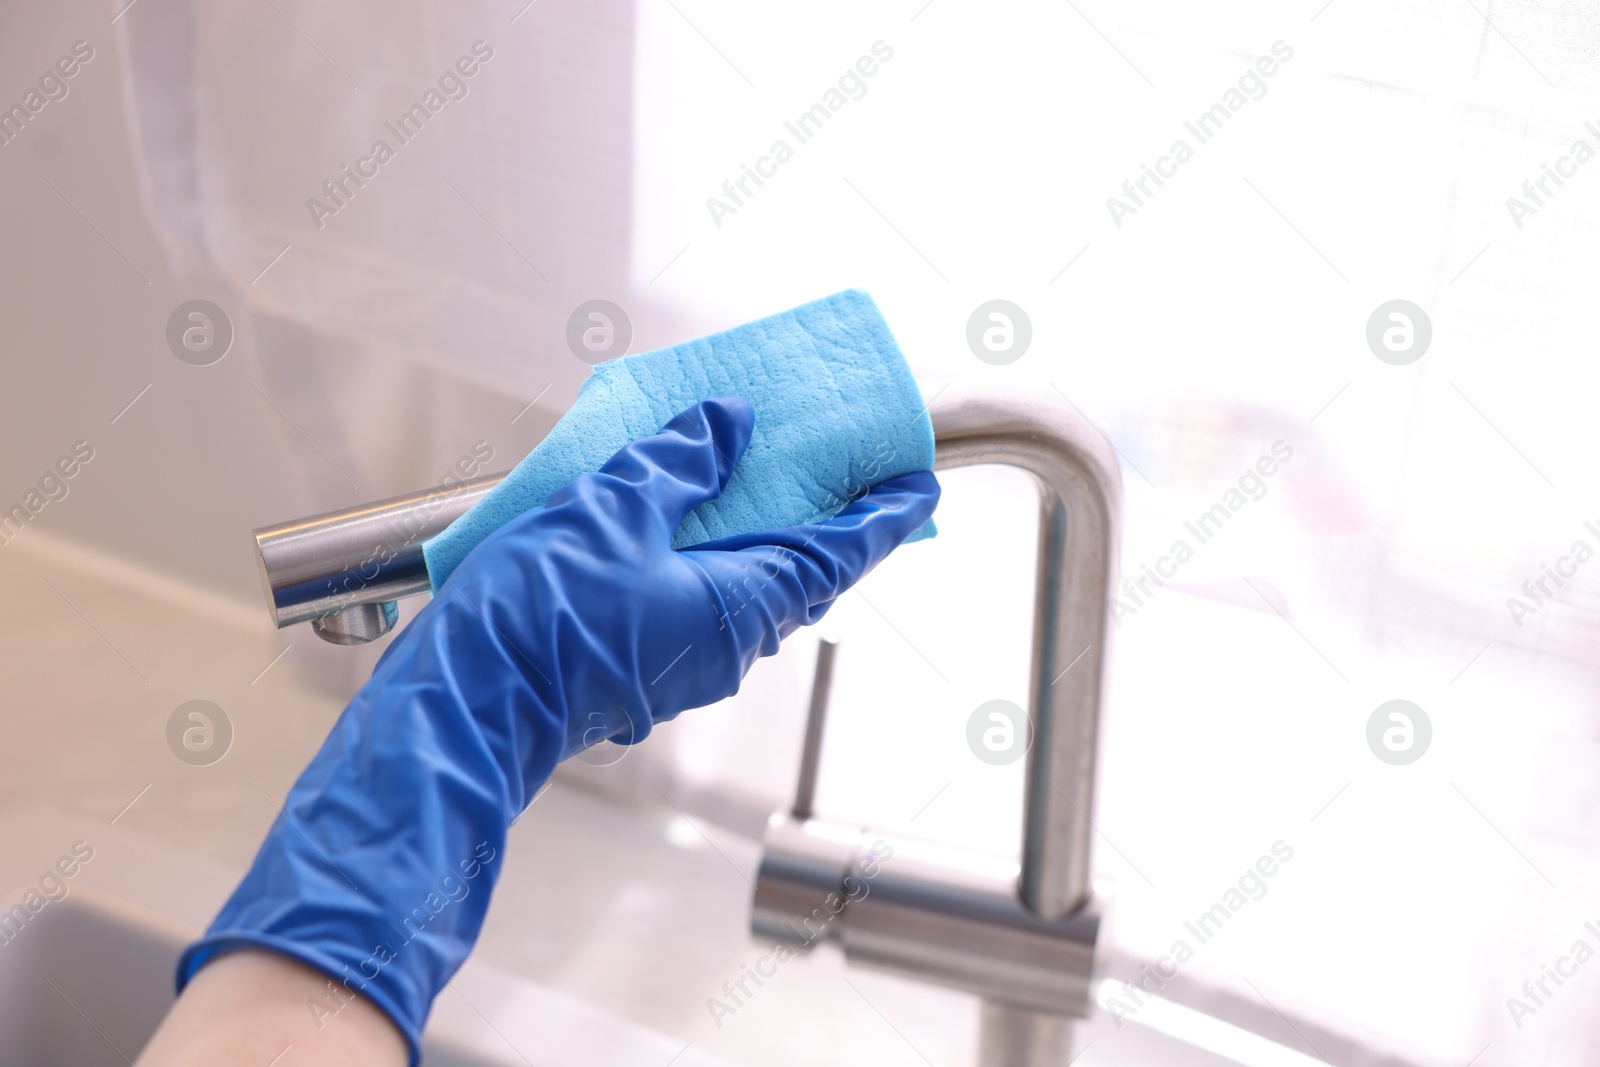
176,397,940,1063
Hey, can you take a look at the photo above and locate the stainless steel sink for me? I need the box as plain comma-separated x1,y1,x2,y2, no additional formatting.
0,882,738,1067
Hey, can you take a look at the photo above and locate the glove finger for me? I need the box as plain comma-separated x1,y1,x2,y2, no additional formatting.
593,396,755,536
692,471,940,640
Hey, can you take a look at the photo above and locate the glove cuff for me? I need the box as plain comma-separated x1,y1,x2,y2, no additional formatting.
177,932,424,1067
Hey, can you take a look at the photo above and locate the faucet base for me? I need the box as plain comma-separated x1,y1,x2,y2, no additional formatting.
751,814,1100,1018
979,1001,1078,1067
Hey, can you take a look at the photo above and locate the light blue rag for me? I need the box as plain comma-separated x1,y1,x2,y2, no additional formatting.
424,289,936,591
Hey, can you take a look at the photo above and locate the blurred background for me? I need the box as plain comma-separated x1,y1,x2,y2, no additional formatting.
1,0,1598,1064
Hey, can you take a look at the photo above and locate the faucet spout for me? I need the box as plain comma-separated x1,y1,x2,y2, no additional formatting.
751,381,1122,1055
929,382,1122,920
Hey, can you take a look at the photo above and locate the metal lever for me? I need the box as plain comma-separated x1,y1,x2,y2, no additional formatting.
791,637,838,820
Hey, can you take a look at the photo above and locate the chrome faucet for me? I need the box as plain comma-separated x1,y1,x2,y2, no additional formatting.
252,472,503,645
250,381,1122,1064
750,382,1121,1064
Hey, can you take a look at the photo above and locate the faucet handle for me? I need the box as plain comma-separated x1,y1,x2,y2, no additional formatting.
790,636,838,820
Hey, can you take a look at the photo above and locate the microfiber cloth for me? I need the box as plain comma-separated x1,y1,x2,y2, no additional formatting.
424,289,936,591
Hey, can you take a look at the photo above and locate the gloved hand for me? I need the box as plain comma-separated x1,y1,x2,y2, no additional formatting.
176,397,940,1063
